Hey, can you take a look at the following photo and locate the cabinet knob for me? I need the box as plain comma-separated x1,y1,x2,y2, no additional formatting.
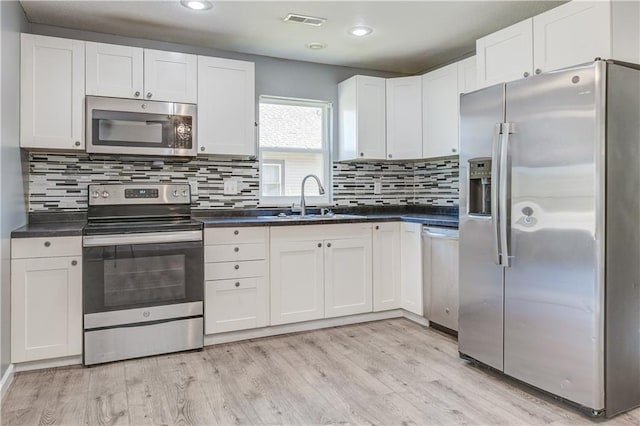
535,68,542,75
523,72,530,78
388,154,393,159
234,230,239,235
327,242,332,248
317,243,322,248
74,141,81,147
235,282,240,287
445,308,451,315
134,91,141,97
360,152,364,157
200,146,205,152
451,148,457,153
234,247,239,252
234,264,240,270
375,225,379,230
71,260,78,266
146,92,153,99
44,241,51,247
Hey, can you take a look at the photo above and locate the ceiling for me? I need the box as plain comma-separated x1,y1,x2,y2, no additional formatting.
20,1,566,74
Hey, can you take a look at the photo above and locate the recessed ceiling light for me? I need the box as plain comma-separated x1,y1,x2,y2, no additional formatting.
306,42,327,50
348,26,373,37
180,0,212,11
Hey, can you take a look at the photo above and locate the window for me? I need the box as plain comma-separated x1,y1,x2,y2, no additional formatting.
259,96,332,205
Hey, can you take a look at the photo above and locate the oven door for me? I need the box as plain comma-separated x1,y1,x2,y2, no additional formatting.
86,96,196,157
83,230,203,329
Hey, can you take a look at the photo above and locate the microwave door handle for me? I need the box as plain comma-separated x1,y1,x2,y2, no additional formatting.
491,123,502,266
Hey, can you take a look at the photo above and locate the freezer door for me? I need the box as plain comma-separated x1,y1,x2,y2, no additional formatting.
458,84,505,370
503,62,604,410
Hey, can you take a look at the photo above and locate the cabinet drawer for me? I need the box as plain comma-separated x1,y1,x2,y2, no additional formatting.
205,260,265,280
205,243,266,262
205,277,267,334
12,236,82,259
205,227,267,245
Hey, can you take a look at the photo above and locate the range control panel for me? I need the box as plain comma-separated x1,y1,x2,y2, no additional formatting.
88,184,191,206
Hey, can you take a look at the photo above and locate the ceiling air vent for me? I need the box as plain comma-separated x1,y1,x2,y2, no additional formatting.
283,13,327,27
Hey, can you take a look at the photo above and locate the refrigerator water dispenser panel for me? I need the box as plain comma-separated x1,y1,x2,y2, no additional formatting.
468,158,492,216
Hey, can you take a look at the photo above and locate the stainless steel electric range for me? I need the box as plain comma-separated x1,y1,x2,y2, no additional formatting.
82,183,203,365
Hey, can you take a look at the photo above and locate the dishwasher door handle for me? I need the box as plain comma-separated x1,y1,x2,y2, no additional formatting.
422,230,459,240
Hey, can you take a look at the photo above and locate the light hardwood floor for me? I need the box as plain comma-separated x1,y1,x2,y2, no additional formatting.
2,318,639,425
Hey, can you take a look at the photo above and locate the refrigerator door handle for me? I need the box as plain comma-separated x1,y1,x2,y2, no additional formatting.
499,122,512,267
491,123,502,265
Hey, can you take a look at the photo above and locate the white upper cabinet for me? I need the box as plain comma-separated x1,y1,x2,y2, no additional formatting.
85,42,144,99
338,75,387,161
533,0,610,74
457,55,477,95
21,34,85,151
476,19,534,89
197,56,256,156
386,76,423,160
422,62,459,158
144,49,197,103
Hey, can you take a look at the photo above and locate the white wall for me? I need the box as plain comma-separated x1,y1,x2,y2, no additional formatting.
1,0,28,378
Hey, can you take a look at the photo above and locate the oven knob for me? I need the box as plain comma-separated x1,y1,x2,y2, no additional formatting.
101,191,110,198
182,189,188,197
172,190,179,197
92,191,100,199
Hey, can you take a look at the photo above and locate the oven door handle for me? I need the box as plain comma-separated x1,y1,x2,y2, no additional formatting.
83,230,202,247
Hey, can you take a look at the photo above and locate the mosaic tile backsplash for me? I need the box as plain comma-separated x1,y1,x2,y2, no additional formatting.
27,153,458,212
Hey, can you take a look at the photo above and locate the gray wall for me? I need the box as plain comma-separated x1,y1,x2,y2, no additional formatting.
29,23,403,152
1,1,28,379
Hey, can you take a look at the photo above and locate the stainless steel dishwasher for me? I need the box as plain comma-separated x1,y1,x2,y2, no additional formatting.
422,226,459,333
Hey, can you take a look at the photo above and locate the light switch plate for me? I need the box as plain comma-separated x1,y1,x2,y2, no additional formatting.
188,178,198,196
373,180,382,195
224,180,238,195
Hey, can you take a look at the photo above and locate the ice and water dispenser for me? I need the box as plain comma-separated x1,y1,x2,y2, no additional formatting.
468,158,492,216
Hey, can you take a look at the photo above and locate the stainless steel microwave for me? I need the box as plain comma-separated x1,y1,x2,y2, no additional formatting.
86,96,197,157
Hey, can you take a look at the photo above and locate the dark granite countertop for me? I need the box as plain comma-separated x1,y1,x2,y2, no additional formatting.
12,206,458,238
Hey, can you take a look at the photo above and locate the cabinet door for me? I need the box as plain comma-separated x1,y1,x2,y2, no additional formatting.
372,223,401,311
205,277,267,334
424,234,459,331
386,76,422,160
422,62,459,158
11,256,82,362
144,49,197,103
86,42,144,99
197,56,255,156
338,75,387,161
476,19,533,89
20,34,85,151
270,240,324,325
458,56,477,95
324,237,373,318
533,1,610,75
400,222,423,315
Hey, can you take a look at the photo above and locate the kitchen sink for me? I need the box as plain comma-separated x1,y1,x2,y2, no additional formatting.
257,213,366,221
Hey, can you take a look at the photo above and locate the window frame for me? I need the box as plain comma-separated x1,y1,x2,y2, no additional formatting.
258,95,333,207
261,160,285,197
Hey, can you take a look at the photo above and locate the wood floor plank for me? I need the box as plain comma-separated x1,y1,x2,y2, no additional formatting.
2,318,640,426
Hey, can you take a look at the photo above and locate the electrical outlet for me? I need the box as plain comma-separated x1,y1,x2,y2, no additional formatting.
188,178,198,196
373,180,382,195
223,180,238,195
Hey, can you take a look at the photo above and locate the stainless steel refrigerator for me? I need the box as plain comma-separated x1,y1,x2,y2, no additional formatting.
458,60,640,418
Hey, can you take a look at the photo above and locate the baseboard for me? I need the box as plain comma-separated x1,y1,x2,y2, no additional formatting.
402,309,430,327
205,309,405,346
13,355,82,373
0,364,15,402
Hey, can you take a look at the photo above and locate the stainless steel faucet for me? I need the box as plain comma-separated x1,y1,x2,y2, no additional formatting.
300,174,326,217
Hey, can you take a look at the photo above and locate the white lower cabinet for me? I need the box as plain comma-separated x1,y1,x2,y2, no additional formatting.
270,224,373,325
205,277,267,334
11,237,82,363
372,223,401,311
324,237,372,318
400,222,423,316
204,227,269,334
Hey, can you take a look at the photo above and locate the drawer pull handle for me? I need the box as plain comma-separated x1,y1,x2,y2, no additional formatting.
44,241,51,247
235,282,240,287
234,264,240,270
234,247,239,252
317,243,322,248
71,260,78,266
234,230,239,235
327,243,332,248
